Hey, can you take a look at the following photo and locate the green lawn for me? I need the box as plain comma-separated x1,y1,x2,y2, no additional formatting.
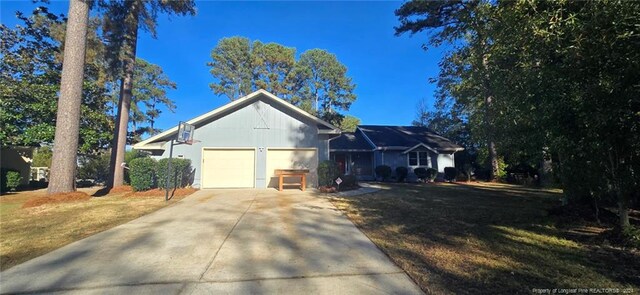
330,182,639,294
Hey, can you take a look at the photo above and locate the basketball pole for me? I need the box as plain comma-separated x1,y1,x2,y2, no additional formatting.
165,139,174,202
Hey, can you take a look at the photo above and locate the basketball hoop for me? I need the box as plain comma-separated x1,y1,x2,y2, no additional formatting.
165,121,196,202
176,121,194,145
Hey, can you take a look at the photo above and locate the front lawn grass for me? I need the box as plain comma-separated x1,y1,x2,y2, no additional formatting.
0,187,192,270
330,182,639,294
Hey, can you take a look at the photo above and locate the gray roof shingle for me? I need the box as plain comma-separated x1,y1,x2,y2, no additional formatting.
329,131,374,151
356,125,463,152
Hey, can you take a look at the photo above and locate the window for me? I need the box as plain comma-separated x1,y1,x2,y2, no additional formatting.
408,151,429,166
409,153,417,166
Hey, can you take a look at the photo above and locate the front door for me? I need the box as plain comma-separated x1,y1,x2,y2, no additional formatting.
334,154,347,175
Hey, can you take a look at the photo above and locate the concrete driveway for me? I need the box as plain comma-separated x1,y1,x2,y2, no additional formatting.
0,189,422,294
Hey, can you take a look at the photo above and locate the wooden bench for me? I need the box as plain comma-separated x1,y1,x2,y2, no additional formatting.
275,169,309,191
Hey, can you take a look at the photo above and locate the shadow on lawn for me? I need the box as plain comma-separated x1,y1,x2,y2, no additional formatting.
334,183,640,294
2,189,415,294
92,187,110,197
92,187,177,199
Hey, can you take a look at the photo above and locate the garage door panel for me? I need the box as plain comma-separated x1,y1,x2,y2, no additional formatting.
266,149,317,188
202,149,254,188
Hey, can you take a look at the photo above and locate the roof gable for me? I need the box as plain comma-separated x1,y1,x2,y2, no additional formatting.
134,89,339,149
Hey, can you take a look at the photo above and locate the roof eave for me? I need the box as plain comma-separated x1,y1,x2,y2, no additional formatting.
438,147,465,153
318,129,341,135
329,149,375,152
132,141,167,151
134,89,340,149
402,143,438,154
376,146,410,151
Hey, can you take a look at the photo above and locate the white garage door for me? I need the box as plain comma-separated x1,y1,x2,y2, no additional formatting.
202,149,255,188
266,148,317,187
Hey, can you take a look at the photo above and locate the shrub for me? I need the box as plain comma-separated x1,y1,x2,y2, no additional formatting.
444,167,458,182
414,168,427,181
318,160,340,187
1,169,22,192
125,150,149,184
414,168,437,182
125,149,148,164
157,158,192,189
77,153,110,183
606,226,640,249
6,171,22,191
338,174,358,190
76,180,94,188
496,157,508,180
375,165,392,181
620,226,640,249
426,168,438,182
129,157,157,191
395,166,408,182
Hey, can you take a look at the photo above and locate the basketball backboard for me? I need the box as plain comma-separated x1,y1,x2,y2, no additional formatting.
176,121,194,144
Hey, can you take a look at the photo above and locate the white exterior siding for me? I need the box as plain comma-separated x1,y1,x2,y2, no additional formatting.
436,153,455,173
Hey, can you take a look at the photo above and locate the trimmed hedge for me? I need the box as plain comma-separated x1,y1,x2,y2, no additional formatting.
129,157,157,191
156,158,192,189
124,150,149,185
426,168,438,182
444,167,458,182
414,167,438,182
318,160,340,187
375,165,392,181
414,167,427,181
395,166,408,182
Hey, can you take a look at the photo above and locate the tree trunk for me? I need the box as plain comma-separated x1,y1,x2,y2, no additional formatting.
482,54,499,181
617,184,630,228
108,9,139,188
488,138,498,181
606,150,630,228
539,147,553,186
47,0,89,194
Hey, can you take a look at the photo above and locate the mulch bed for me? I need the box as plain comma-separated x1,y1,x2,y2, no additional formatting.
318,186,338,193
22,192,91,208
109,185,134,193
318,185,360,193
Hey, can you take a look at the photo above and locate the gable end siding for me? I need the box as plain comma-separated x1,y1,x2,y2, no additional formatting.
156,97,325,188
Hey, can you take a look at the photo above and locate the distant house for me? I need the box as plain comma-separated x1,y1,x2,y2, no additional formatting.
329,126,464,180
133,89,340,189
0,146,35,187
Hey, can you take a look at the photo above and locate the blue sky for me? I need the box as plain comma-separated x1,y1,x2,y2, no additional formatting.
1,1,446,134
